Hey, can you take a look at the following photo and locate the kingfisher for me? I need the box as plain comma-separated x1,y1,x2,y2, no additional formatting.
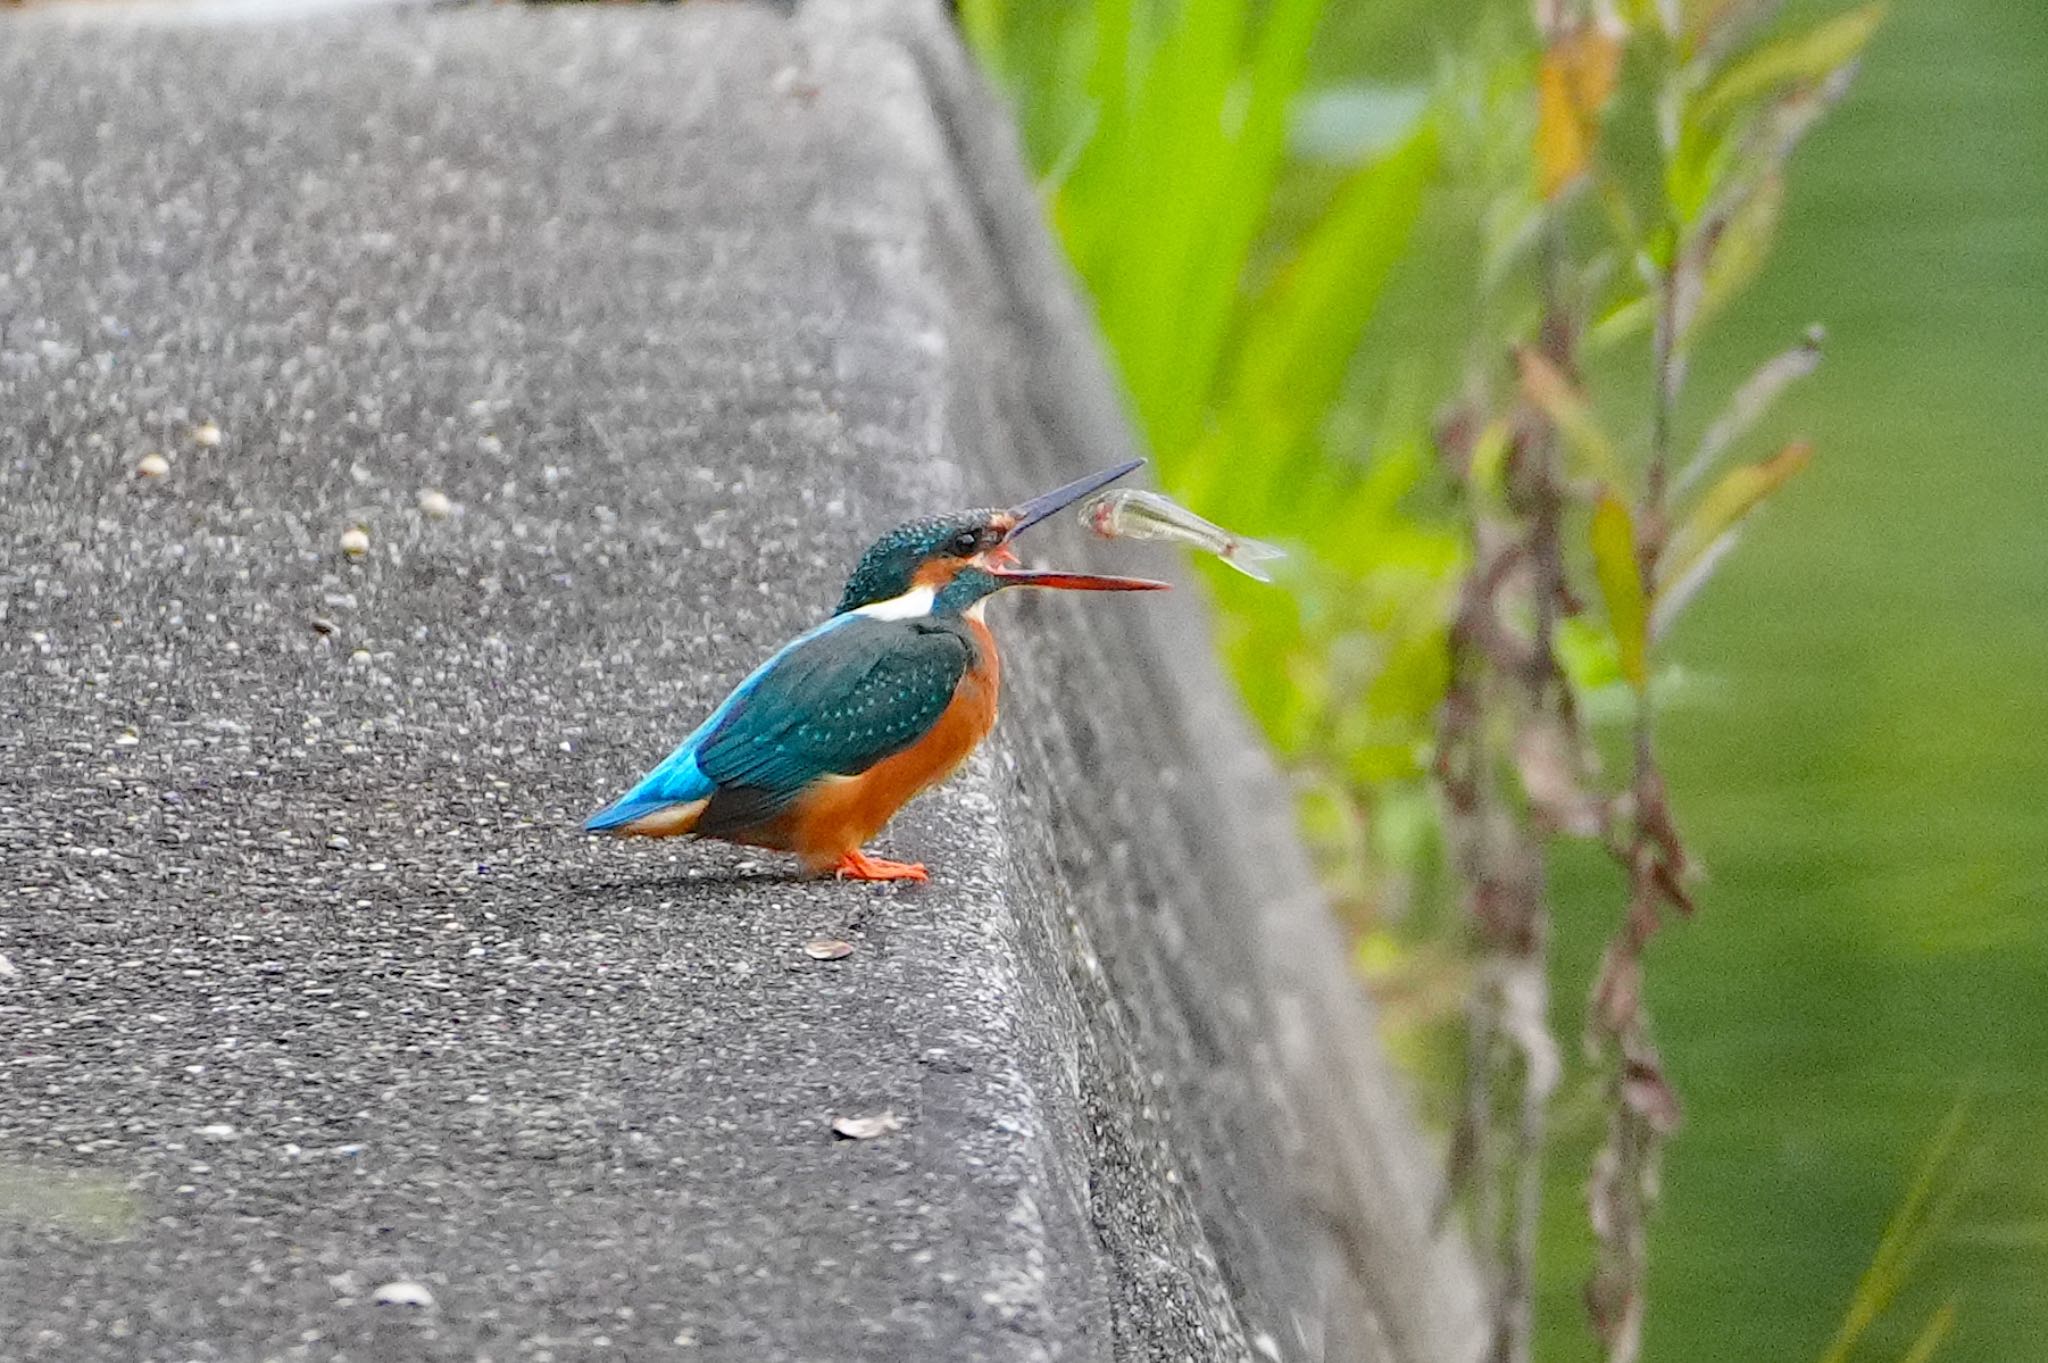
583,460,1166,882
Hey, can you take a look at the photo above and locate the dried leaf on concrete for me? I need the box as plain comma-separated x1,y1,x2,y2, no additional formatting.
830,1112,903,1141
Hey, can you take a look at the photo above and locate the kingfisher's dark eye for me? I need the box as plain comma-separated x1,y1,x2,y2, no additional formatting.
949,530,980,556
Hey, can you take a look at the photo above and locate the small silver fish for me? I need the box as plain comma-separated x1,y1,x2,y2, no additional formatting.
1078,488,1286,583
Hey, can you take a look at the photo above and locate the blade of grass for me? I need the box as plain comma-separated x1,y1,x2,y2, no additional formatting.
1818,1099,1973,1363
1086,0,1246,409
1590,492,1650,692
1150,0,1333,446
1055,0,1333,459
1231,125,1437,445
1691,2,1885,126
1897,1303,1958,1363
1197,124,1436,513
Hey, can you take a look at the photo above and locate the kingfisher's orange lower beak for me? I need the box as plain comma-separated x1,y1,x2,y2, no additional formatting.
989,565,1169,592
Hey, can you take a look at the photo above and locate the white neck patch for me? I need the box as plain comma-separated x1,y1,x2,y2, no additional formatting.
853,584,937,621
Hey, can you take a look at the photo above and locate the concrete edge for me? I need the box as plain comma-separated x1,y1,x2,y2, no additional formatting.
820,2,1493,1358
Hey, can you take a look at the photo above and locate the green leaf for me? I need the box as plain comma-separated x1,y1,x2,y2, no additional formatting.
1219,124,1438,507
1590,492,1649,692
1666,118,1736,224
1535,28,1623,199
1676,327,1824,497
1590,292,1655,350
1898,1304,1958,1363
1818,1099,1974,1363
1068,0,1334,462
960,0,1099,176
1178,0,1357,430
1653,441,1812,637
1518,348,1622,484
1465,417,1516,505
1557,615,1625,694
1692,3,1885,125
1666,439,1812,580
1687,170,1784,338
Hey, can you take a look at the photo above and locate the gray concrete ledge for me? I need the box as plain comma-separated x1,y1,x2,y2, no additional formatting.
0,2,1483,1360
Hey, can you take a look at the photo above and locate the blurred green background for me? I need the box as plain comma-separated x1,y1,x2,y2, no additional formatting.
967,0,2047,1358
1543,2,2047,1358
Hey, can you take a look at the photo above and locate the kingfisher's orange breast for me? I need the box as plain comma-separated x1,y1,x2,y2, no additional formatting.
771,618,1000,870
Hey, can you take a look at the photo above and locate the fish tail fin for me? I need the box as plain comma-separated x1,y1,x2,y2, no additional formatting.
1220,536,1286,583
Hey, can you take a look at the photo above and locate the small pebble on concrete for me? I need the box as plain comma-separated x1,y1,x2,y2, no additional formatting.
371,1281,435,1308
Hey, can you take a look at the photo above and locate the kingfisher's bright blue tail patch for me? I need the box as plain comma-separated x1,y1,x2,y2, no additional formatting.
583,749,717,832
583,613,863,835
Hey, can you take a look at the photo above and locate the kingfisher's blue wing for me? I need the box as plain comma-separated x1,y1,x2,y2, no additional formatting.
690,618,973,834
584,615,973,834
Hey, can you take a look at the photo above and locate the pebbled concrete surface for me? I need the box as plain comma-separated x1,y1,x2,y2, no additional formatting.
0,2,1484,1361
0,6,1141,1360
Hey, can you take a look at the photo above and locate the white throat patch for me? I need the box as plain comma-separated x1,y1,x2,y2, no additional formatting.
853,585,937,621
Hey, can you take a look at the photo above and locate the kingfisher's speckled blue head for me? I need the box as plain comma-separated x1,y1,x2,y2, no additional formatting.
835,460,1165,616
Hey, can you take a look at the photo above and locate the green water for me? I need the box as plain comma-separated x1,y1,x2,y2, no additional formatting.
1535,2,2048,1357
1316,0,2048,1352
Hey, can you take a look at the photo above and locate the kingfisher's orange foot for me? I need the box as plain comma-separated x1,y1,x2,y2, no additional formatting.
834,849,929,883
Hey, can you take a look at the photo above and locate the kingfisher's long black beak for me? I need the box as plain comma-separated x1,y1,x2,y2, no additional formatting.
1001,459,1143,539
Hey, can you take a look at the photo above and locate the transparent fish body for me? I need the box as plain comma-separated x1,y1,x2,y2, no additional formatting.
1078,489,1286,583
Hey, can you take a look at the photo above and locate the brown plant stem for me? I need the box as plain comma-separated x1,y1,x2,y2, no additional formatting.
1443,206,1578,1363
1585,224,1693,1363
1494,216,1575,1363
